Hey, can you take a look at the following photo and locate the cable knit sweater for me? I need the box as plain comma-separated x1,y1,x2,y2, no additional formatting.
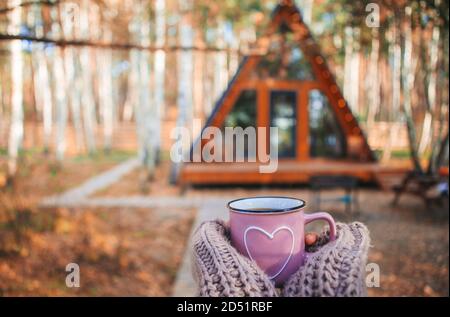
192,220,370,297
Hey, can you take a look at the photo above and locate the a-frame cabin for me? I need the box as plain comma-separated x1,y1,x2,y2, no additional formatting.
178,0,379,185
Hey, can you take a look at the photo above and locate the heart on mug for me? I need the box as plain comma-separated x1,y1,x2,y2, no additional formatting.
243,226,295,279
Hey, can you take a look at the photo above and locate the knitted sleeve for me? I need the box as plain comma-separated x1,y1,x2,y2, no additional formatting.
283,222,371,297
191,220,279,297
191,220,370,297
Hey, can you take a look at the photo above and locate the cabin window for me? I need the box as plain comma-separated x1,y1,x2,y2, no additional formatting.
270,91,297,158
223,90,257,128
222,90,257,160
308,89,346,158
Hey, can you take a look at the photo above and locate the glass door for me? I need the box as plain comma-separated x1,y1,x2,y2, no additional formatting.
270,91,297,158
308,89,346,158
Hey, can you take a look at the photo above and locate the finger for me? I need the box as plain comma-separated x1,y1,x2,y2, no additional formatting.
305,232,318,246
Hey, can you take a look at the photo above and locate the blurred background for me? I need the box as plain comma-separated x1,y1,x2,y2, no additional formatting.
0,0,448,296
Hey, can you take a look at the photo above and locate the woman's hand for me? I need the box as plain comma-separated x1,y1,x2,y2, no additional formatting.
305,232,318,246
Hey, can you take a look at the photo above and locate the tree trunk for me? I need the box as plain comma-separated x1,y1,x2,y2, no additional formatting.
392,19,402,120
351,29,361,114
61,2,84,153
203,49,214,117
428,23,448,174
31,31,43,119
81,65,97,155
7,0,24,179
130,1,156,179
214,23,228,102
433,131,449,170
98,30,114,152
64,47,84,153
366,27,380,129
193,33,204,120
79,0,97,153
53,47,68,161
383,18,402,162
129,48,142,152
419,26,440,171
153,0,166,159
170,1,194,184
401,6,422,172
139,17,155,177
40,49,53,153
228,29,239,81
50,5,69,162
122,67,136,122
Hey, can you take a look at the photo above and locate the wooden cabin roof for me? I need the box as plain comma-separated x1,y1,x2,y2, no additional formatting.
180,1,377,185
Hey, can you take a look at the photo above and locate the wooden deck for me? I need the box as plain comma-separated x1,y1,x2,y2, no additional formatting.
179,160,409,185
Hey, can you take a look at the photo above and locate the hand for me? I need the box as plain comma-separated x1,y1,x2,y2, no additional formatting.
192,220,370,297
305,232,318,246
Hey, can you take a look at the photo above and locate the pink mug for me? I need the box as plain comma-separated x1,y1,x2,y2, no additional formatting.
228,196,336,286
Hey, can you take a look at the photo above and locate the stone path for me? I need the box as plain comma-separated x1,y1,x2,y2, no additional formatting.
41,157,140,206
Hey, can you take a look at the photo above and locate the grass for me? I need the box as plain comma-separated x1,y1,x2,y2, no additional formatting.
0,147,136,161
373,149,433,161
0,148,137,176
71,150,136,164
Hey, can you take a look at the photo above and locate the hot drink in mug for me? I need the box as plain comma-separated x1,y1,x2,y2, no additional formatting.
228,196,336,286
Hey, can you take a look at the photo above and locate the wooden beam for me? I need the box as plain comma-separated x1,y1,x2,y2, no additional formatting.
298,86,309,161
257,82,269,163
0,33,243,53
179,160,387,185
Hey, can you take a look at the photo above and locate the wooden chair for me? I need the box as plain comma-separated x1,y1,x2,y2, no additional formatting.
392,169,449,207
310,175,359,214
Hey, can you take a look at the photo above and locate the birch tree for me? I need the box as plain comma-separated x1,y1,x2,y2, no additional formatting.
214,22,228,101
193,32,204,120
178,3,194,126
382,16,402,162
50,5,69,161
79,0,97,153
7,0,24,179
366,27,380,129
430,20,449,173
202,29,215,117
30,3,53,152
343,26,360,114
401,5,422,172
228,29,239,81
138,10,155,177
130,1,156,180
171,0,194,183
391,16,402,120
153,0,166,159
61,2,84,152
98,29,114,152
418,21,440,154
122,65,136,122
